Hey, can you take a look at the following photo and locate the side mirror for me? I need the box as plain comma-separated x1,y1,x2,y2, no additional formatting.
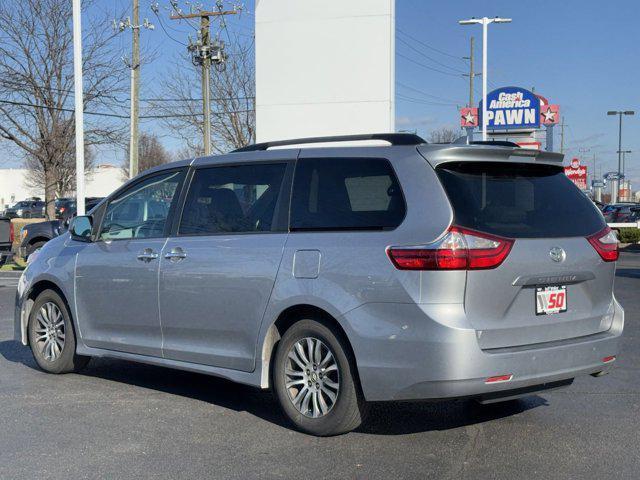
70,215,93,242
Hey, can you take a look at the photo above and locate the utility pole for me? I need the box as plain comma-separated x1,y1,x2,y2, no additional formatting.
171,6,237,155
114,6,153,179
130,0,140,178
462,37,476,107
201,14,212,156
560,116,566,154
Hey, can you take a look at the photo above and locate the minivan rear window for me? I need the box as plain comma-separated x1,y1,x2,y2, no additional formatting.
291,158,406,231
436,162,605,238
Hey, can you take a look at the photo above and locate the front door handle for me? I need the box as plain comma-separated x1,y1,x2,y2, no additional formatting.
137,248,159,262
164,247,187,261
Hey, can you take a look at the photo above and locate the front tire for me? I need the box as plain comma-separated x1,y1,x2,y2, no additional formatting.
273,319,367,436
28,289,89,374
26,241,46,260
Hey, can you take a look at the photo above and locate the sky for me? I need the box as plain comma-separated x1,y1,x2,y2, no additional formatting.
3,0,640,189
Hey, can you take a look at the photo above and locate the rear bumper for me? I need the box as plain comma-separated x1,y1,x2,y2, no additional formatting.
341,299,624,402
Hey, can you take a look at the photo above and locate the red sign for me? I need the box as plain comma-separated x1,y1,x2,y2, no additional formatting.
540,104,560,125
564,158,588,190
460,107,479,127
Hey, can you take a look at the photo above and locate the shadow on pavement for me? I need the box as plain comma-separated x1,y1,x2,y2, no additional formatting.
359,396,548,435
0,339,547,436
0,340,37,367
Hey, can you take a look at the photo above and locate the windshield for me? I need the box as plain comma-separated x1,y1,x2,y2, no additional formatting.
436,162,606,238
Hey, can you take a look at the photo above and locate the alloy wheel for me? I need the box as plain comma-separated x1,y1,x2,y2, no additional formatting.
284,337,340,418
33,302,65,362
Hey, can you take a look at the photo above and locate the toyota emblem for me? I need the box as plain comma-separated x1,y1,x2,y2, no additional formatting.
549,247,566,263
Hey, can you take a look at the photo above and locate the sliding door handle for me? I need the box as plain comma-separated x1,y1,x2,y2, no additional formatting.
164,247,187,261
137,248,159,262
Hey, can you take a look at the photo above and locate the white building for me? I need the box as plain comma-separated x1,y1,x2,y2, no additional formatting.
0,164,125,211
255,0,395,141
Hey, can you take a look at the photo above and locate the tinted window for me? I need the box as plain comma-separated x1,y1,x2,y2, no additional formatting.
99,170,185,240
436,162,606,238
179,163,287,235
290,158,405,231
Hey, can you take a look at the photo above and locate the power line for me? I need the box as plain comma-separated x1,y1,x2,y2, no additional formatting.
153,9,188,46
396,36,466,74
396,81,463,104
397,52,464,78
0,98,251,119
397,28,468,62
396,94,458,107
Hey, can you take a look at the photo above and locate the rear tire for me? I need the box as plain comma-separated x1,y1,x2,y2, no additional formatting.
273,319,367,436
28,289,89,374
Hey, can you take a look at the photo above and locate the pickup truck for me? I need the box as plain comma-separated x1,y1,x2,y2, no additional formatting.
18,220,64,260
0,217,14,266
18,197,103,260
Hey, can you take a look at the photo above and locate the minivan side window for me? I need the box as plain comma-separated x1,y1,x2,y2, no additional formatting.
178,163,287,235
290,158,406,231
99,169,185,241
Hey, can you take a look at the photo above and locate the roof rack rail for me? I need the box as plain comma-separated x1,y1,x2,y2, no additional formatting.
232,133,427,152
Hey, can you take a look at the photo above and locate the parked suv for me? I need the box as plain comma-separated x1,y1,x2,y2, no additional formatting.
14,134,623,436
3,200,45,219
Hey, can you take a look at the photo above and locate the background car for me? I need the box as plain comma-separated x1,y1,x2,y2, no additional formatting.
18,197,104,260
55,197,102,223
603,203,640,223
3,200,45,219
0,216,13,266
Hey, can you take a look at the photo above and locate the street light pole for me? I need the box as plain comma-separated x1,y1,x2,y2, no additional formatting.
72,0,85,216
607,110,634,203
459,16,512,141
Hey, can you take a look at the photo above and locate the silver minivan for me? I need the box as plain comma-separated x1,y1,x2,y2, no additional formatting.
15,134,623,436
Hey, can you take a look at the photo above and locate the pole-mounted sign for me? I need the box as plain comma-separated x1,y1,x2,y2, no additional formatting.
479,86,540,130
564,158,588,190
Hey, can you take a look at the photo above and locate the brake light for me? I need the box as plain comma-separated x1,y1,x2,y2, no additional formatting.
9,221,14,243
387,226,514,270
587,227,618,262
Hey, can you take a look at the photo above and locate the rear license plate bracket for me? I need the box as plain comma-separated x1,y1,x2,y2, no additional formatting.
535,285,567,315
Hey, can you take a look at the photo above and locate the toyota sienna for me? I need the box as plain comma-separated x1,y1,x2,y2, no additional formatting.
15,134,623,436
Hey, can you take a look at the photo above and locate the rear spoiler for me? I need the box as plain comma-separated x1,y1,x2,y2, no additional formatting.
418,144,564,168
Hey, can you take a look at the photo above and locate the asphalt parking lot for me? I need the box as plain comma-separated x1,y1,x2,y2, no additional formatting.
0,253,639,480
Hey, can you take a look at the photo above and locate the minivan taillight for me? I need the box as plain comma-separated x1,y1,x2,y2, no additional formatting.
9,221,14,243
587,227,618,262
387,226,514,270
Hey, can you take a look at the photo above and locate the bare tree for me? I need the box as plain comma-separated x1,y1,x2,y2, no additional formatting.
428,126,460,144
25,146,96,198
0,0,127,218
122,132,171,179
152,37,255,154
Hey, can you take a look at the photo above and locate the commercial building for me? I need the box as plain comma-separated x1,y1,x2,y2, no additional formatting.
0,164,124,212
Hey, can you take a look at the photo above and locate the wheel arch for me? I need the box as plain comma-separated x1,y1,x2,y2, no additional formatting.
29,236,51,246
22,279,74,346
259,304,358,389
